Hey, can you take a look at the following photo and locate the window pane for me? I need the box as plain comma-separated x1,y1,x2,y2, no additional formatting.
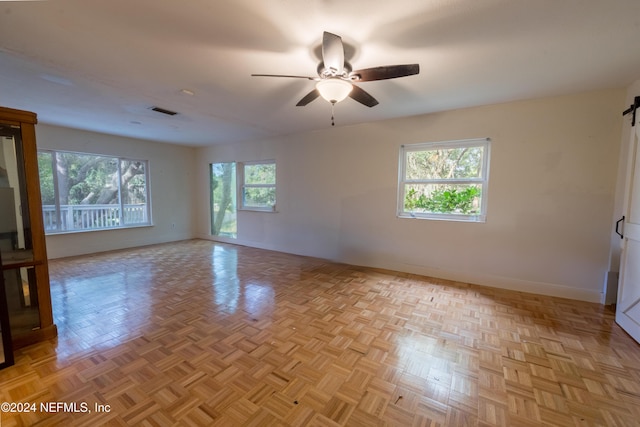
56,153,118,205
37,152,55,205
405,146,484,180
245,163,275,185
211,162,237,238
120,160,148,225
37,152,58,232
56,153,119,231
243,187,276,209
404,183,482,215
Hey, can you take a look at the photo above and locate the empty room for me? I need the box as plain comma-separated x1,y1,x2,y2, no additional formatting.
1,1,640,426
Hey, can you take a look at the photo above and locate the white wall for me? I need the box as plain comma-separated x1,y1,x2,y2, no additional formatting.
36,124,197,258
196,89,624,302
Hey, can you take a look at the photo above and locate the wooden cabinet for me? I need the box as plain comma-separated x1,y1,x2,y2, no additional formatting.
0,106,57,350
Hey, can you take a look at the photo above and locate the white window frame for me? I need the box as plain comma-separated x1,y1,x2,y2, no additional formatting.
398,138,490,222
38,149,152,234
238,160,276,212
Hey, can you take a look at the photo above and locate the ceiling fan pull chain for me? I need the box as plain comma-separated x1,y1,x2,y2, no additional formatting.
331,101,336,126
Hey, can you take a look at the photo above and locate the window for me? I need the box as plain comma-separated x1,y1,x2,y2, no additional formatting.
398,138,490,222
239,161,276,211
37,150,151,233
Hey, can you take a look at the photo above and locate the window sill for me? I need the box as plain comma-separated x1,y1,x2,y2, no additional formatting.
398,213,486,223
45,223,154,236
238,207,278,213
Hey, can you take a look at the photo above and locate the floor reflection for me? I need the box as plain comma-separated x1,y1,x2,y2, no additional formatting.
211,245,239,313
210,244,276,320
50,255,153,357
48,241,285,358
243,283,275,319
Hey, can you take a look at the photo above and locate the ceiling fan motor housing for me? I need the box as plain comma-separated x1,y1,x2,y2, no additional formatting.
317,61,352,79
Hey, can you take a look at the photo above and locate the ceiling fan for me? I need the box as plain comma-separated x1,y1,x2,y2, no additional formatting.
252,31,419,123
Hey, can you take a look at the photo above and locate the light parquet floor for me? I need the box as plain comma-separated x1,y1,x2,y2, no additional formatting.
1,239,639,426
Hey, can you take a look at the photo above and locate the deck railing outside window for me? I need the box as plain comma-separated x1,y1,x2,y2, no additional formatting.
42,204,147,232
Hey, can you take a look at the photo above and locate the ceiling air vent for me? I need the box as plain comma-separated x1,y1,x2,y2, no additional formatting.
150,106,178,116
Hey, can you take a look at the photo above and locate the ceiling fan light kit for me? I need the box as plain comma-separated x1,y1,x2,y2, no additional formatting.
252,31,419,124
316,79,353,104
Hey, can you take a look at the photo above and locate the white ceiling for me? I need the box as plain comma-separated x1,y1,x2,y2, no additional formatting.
1,0,639,147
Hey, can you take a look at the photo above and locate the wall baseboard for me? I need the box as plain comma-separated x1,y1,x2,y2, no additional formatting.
199,235,603,303
384,261,603,303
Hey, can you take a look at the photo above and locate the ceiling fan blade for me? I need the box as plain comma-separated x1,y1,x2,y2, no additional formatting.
296,89,320,106
251,74,317,80
322,31,345,75
349,85,379,108
349,64,420,82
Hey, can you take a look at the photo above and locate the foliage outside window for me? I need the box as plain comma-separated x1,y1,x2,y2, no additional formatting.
398,138,490,222
37,150,151,233
210,162,237,238
240,161,276,211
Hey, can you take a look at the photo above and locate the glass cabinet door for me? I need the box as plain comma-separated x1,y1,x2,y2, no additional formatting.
1,121,41,338
1,123,34,264
3,267,40,336
0,252,15,370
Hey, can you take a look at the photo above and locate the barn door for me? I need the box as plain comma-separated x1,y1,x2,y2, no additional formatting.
616,111,640,343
